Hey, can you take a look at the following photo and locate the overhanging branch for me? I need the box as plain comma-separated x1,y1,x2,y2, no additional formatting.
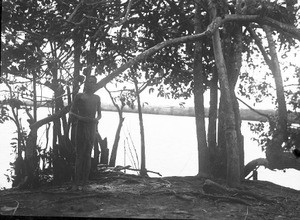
31,14,300,131
94,14,300,92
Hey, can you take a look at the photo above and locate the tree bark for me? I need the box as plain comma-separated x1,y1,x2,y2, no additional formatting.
106,87,126,167
134,77,147,177
209,69,225,178
210,1,240,187
262,25,299,170
226,4,244,179
73,28,83,97
216,94,227,179
193,1,210,177
263,25,288,135
208,69,218,153
109,111,125,167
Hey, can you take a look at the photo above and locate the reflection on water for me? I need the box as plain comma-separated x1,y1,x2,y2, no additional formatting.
1,110,299,190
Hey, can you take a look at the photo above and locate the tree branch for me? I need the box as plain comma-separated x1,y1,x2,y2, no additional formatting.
30,105,71,131
29,14,300,132
246,25,272,66
94,14,300,92
223,14,300,40
236,96,272,122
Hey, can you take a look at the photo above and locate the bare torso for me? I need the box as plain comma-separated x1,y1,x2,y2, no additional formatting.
69,91,101,185
75,93,100,118
70,93,101,123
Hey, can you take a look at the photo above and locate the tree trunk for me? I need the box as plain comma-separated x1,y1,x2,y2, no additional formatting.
70,29,83,151
208,69,218,152
216,95,227,179
193,2,210,177
23,126,38,188
263,25,288,136
210,1,240,187
226,12,244,179
99,136,109,165
109,111,125,167
134,78,147,177
21,105,39,188
50,42,66,183
208,69,222,177
262,25,299,170
73,28,83,97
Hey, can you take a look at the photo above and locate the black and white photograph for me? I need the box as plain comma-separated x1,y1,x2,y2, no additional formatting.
1,0,300,219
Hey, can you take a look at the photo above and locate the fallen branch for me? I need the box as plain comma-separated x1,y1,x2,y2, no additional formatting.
114,165,162,177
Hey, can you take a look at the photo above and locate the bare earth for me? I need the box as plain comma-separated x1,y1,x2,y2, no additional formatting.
1,172,300,219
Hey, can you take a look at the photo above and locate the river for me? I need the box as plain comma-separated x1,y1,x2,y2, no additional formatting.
0,110,299,190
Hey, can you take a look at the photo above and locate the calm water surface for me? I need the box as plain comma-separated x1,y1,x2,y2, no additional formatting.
1,109,299,190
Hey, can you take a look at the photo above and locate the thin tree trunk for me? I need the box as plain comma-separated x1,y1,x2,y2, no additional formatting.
263,25,287,135
73,28,83,97
105,87,126,167
109,110,125,167
134,78,147,177
193,2,210,177
32,72,37,121
216,95,227,179
208,69,218,152
247,25,299,169
262,25,297,169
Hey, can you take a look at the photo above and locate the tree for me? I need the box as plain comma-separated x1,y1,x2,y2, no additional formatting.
2,0,299,188
106,84,134,167
193,0,210,177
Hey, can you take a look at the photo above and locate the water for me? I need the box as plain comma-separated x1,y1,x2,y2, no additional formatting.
1,109,299,190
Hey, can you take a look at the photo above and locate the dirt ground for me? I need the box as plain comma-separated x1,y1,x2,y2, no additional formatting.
1,171,300,219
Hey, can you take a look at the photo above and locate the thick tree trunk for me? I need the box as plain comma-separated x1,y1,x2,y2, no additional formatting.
193,2,210,177
227,20,244,179
210,1,240,187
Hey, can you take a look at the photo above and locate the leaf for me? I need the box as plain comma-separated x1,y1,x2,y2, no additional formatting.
149,88,154,94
